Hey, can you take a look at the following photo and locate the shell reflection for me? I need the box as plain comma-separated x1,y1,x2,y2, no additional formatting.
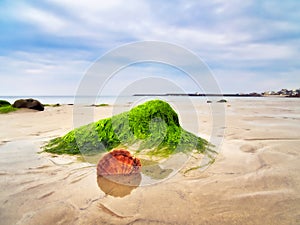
97,173,141,197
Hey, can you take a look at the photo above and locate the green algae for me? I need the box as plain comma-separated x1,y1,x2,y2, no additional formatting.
95,103,109,107
0,100,11,107
0,105,18,114
183,158,216,174
44,103,61,107
44,100,211,159
0,100,18,114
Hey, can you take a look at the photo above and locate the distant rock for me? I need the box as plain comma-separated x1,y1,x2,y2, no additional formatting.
207,100,212,103
217,99,227,103
248,92,262,97
13,99,44,111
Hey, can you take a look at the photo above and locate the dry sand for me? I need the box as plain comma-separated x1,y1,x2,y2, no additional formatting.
0,98,299,225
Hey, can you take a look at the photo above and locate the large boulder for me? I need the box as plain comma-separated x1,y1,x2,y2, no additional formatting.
13,98,44,111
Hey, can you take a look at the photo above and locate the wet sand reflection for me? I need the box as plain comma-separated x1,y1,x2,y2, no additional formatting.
97,173,141,197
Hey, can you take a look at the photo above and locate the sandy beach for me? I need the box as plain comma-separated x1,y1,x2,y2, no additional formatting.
0,98,299,225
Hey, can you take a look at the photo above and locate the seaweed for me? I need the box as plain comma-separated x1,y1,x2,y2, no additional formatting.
0,100,18,114
0,100,11,107
44,103,60,107
44,100,211,158
94,103,109,107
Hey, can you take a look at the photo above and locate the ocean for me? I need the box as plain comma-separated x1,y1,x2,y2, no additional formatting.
1,95,298,106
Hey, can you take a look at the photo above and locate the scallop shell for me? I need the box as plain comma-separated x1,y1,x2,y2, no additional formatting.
97,149,141,176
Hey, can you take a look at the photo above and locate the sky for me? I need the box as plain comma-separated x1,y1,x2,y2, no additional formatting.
0,0,300,96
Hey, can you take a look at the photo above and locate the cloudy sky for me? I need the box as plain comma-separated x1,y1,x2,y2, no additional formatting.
0,0,299,96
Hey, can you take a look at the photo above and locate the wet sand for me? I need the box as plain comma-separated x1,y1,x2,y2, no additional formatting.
0,99,299,224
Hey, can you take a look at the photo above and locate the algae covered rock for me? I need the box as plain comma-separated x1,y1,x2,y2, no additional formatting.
0,100,19,114
44,100,210,158
0,100,11,107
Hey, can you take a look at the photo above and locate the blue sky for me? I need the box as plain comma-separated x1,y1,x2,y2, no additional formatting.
0,0,299,95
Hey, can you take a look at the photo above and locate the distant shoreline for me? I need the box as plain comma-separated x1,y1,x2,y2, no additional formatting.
134,93,262,97
1,93,299,107
133,93,299,98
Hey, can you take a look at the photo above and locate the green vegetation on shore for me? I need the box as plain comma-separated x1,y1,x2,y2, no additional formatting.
0,100,11,107
0,105,18,114
44,103,60,107
0,100,18,114
44,100,211,159
93,103,109,107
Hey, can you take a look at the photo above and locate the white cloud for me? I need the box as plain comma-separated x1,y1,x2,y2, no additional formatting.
0,51,90,95
41,0,152,42
16,3,68,33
